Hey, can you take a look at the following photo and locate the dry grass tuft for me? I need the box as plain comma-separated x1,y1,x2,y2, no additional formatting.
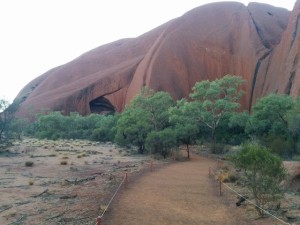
60,160,68,165
28,180,34,185
217,171,237,183
25,161,34,167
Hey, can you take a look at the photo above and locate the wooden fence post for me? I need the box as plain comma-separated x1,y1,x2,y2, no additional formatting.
219,180,222,196
125,173,128,189
96,216,101,225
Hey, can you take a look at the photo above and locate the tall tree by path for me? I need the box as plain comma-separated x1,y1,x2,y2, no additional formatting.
187,75,245,153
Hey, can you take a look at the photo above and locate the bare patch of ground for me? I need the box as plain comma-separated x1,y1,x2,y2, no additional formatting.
0,138,155,225
1,141,299,225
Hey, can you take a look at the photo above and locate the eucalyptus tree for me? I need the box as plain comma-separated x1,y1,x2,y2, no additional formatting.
187,75,245,152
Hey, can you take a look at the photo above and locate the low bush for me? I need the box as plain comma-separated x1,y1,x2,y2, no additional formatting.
60,160,68,165
217,171,237,183
25,161,34,167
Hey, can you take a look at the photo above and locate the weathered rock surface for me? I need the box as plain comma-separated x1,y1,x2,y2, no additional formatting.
260,0,300,98
16,1,296,118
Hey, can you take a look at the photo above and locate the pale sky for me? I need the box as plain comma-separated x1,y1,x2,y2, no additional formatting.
0,0,296,103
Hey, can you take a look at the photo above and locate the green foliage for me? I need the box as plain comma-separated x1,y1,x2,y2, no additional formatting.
287,97,300,134
218,112,250,145
131,88,175,130
246,93,294,157
34,111,68,139
260,135,294,157
232,143,286,216
187,75,245,152
145,128,177,158
246,93,293,137
115,88,175,155
115,107,152,153
91,114,118,142
287,97,300,155
33,111,117,141
169,99,199,158
0,99,21,147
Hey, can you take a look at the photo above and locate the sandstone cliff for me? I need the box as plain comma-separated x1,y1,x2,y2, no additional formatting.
16,1,295,118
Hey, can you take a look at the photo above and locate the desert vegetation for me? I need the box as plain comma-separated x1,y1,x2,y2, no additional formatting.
3,75,300,159
0,138,155,224
1,75,300,223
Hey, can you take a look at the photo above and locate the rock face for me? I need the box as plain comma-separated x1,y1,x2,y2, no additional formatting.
260,0,300,98
16,1,296,118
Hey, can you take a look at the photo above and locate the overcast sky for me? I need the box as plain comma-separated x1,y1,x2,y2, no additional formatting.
0,0,296,102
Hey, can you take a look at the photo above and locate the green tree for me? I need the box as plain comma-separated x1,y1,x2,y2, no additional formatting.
287,97,300,155
115,107,152,153
246,93,293,137
188,75,245,153
115,88,175,155
218,111,249,145
169,99,199,158
92,114,118,142
131,88,175,130
246,93,294,157
0,99,21,147
66,112,102,139
145,128,177,158
232,143,286,216
34,111,67,140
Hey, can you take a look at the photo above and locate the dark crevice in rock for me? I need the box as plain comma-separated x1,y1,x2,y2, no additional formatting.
290,14,300,49
258,49,273,100
247,8,271,49
89,97,116,114
285,53,299,95
249,50,272,111
285,71,296,95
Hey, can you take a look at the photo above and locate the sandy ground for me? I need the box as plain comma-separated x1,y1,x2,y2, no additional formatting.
0,138,155,225
1,140,299,225
104,154,249,225
103,152,300,225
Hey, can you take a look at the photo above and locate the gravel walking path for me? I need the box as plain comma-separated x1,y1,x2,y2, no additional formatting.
103,154,252,225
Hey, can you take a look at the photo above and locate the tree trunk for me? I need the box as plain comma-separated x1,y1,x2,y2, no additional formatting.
211,129,216,154
138,145,144,154
186,144,190,159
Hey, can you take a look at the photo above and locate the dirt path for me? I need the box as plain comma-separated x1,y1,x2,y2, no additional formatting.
103,154,252,225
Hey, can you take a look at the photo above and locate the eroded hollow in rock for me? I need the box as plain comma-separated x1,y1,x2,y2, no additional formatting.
89,96,115,114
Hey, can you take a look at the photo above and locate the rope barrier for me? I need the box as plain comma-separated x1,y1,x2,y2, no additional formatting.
221,182,291,225
101,174,126,218
210,166,291,225
96,173,127,225
95,161,155,224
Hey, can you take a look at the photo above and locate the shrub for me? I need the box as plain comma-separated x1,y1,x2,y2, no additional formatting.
60,160,68,165
145,128,177,158
232,143,286,216
25,161,34,167
217,171,237,183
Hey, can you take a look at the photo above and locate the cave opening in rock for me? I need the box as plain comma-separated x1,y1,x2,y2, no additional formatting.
89,96,116,114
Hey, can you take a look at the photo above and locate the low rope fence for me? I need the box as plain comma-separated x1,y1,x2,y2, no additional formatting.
209,160,291,225
95,160,157,225
95,156,291,225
